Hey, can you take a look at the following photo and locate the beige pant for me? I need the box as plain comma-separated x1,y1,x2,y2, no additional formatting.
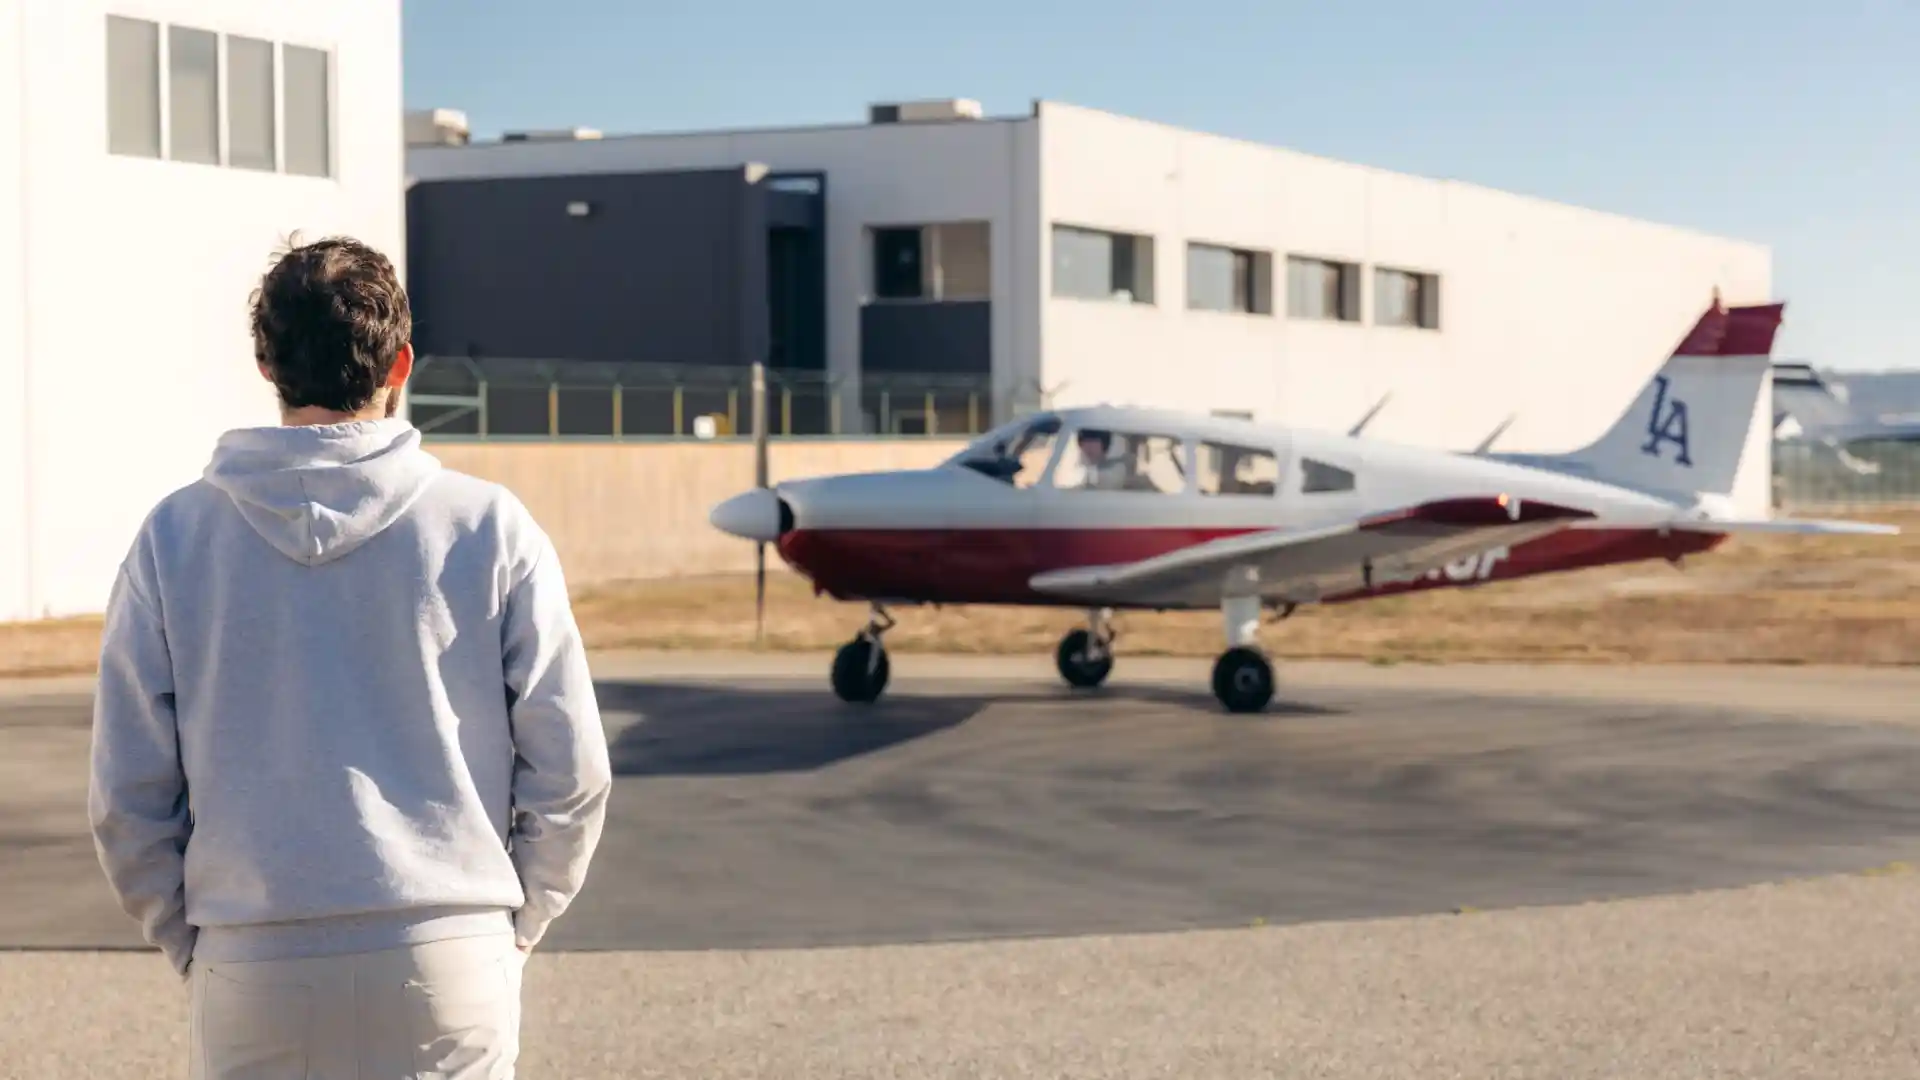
188,931,524,1079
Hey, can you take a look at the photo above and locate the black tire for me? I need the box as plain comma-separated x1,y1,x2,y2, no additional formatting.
831,637,890,704
1055,628,1114,689
1211,647,1275,713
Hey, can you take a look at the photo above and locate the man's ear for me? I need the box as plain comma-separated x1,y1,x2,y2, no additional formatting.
387,342,414,388
257,360,274,384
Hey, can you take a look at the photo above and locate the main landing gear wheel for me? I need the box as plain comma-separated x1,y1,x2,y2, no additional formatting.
831,604,895,704
1056,628,1114,689
1211,647,1275,714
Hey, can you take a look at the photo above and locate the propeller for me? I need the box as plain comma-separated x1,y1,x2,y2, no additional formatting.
750,360,770,646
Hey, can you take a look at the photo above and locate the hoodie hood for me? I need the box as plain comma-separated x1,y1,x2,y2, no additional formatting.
203,418,443,566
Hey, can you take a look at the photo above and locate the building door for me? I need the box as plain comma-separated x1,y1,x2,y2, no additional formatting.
767,224,826,432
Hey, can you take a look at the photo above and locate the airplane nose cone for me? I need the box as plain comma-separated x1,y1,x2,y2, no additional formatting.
709,487,787,543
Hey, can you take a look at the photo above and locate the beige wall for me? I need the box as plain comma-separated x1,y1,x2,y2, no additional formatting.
432,440,968,586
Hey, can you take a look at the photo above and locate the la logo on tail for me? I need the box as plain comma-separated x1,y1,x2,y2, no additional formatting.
1641,375,1692,467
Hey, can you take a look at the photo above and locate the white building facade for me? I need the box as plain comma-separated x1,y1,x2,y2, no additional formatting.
408,99,1772,457
2,1,405,620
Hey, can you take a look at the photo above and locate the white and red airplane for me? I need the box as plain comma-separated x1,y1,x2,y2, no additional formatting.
710,300,1898,712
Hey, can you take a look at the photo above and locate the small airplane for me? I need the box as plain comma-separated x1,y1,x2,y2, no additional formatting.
710,299,1898,713
1771,361,1920,476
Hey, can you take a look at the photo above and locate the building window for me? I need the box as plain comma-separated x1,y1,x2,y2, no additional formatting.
226,35,277,171
869,221,991,301
102,16,332,178
106,16,161,158
283,44,332,177
931,222,990,299
1375,266,1440,329
1187,242,1273,315
166,25,220,164
872,228,924,299
1287,256,1360,322
1051,224,1155,304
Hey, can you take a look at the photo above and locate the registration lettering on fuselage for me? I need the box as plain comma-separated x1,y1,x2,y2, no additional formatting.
1372,546,1512,588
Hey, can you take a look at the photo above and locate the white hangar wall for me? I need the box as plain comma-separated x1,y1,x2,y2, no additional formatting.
3,0,405,620
1034,100,1774,453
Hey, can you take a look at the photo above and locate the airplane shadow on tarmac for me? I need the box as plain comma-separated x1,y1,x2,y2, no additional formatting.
596,679,1343,778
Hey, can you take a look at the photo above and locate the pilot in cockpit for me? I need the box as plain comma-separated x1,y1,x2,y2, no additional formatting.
1073,429,1129,490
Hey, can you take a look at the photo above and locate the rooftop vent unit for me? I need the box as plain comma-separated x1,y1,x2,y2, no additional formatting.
868,98,983,124
500,127,604,143
404,108,470,147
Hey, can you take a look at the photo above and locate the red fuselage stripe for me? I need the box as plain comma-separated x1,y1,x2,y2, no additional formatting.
776,527,1726,609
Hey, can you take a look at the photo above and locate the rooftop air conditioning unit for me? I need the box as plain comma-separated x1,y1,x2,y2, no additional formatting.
868,98,984,124
404,108,470,146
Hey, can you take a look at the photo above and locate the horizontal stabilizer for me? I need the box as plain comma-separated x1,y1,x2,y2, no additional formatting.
1670,517,1901,536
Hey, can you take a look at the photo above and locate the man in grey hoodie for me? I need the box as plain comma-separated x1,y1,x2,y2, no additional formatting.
88,236,613,1078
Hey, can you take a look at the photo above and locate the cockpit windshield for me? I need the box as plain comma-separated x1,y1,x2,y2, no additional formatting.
947,413,1064,487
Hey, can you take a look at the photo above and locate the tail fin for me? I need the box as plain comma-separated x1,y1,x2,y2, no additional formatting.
1525,300,1784,515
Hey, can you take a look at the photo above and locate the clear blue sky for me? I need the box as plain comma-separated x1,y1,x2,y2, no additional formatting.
401,0,1917,372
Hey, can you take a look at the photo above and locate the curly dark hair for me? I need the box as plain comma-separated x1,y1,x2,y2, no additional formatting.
250,235,412,413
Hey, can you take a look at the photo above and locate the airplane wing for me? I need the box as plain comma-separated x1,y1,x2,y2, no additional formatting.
1028,495,1597,609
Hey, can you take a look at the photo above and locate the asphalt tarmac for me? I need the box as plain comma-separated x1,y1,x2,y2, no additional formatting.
9,654,1920,954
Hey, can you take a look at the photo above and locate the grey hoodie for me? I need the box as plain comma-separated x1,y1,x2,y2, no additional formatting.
87,418,612,977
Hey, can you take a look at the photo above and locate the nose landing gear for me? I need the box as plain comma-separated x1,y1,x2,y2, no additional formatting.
1055,608,1117,689
830,604,894,703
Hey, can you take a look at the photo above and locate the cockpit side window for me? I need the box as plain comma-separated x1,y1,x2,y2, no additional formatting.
1197,441,1280,496
1052,428,1187,493
1006,425,1060,489
953,415,1062,486
1301,457,1356,494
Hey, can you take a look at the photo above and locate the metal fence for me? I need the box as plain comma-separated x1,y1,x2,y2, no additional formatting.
1773,439,1920,510
407,356,1033,440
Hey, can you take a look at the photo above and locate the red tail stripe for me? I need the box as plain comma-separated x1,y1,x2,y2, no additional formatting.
1672,300,1785,357
1717,302,1785,357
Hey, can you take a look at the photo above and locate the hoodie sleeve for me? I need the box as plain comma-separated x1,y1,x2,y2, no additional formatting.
501,525,612,950
87,550,196,979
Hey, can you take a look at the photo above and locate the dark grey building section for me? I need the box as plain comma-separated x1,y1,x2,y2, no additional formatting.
404,164,997,439
858,301,991,375
406,166,776,365
404,166,829,436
